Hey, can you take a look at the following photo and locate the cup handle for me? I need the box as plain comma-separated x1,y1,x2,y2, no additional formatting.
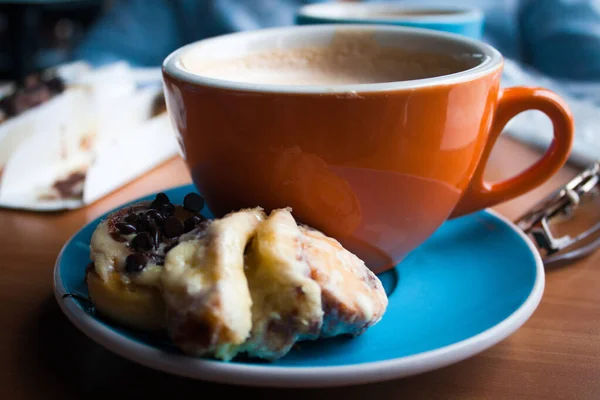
450,87,574,219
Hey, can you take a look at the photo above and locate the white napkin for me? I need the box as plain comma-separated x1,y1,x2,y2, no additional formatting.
501,58,600,168
0,62,178,211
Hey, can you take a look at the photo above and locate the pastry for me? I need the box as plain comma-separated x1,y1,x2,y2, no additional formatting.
87,192,207,331
300,225,388,337
161,207,265,361
240,208,323,360
85,192,388,361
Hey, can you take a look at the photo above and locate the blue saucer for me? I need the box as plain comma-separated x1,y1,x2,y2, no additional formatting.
54,184,544,387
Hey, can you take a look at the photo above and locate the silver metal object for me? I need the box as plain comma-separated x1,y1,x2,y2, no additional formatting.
516,162,600,267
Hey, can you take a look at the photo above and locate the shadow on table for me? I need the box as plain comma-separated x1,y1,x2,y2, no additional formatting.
20,295,488,399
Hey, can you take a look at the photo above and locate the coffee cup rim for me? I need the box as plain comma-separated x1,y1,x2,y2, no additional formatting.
296,3,484,24
162,24,502,94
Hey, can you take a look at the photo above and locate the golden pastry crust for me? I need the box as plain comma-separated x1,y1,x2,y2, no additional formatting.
241,208,323,360
161,208,265,361
87,202,167,331
86,267,166,331
86,194,207,332
299,225,388,337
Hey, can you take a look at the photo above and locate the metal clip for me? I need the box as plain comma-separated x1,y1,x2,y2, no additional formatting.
515,162,600,267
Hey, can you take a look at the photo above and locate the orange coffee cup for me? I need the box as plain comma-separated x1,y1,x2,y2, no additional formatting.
162,25,573,273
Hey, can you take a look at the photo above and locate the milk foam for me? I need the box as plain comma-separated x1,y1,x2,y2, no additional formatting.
181,32,476,86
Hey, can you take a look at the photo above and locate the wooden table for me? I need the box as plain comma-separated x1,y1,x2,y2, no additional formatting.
2,137,599,399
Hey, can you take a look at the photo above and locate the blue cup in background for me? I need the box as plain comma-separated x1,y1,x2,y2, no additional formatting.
295,2,484,39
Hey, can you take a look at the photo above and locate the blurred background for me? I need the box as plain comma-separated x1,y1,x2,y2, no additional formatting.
4,0,600,82
0,0,106,82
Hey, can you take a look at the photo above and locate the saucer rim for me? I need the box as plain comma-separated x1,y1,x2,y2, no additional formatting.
53,187,544,388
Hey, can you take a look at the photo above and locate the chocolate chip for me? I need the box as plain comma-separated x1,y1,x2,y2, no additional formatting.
163,216,183,238
155,192,170,204
125,253,149,273
115,222,137,235
148,223,161,249
124,213,139,224
159,203,175,216
183,193,204,212
183,219,194,233
146,209,164,226
136,216,151,232
183,215,202,233
130,232,154,251
150,192,171,210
